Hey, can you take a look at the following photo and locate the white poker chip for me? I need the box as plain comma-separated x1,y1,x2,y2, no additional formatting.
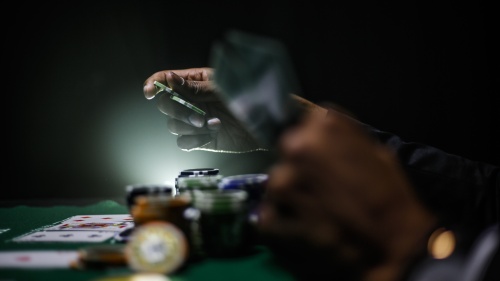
125,221,188,274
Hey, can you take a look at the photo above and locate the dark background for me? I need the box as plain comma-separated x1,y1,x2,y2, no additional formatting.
4,1,497,203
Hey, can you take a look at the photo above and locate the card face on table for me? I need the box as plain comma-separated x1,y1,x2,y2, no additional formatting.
13,230,116,242
44,221,132,232
60,214,134,223
12,214,133,243
44,214,134,232
0,250,78,268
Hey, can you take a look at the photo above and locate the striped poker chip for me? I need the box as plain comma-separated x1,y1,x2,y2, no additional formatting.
218,174,268,190
176,175,223,190
126,184,175,209
191,189,248,213
125,221,188,274
179,168,219,176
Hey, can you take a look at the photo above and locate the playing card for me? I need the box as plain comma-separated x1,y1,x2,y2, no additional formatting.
210,30,301,148
0,250,78,268
44,221,133,232
13,230,115,242
42,214,134,231
59,214,134,223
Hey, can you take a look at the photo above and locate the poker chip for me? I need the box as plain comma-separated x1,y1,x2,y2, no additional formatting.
218,174,267,208
179,168,219,176
125,184,175,210
191,189,248,213
76,245,127,268
125,221,188,274
218,174,268,242
175,168,220,193
176,175,223,190
191,189,251,257
218,174,268,191
130,194,192,232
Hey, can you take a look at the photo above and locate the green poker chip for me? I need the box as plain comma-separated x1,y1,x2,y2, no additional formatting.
125,221,188,274
176,175,223,190
191,189,248,214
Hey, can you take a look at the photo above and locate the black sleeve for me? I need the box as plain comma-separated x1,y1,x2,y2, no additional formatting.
363,124,500,245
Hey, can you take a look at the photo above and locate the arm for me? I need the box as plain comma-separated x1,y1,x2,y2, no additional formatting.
364,124,500,250
277,98,499,230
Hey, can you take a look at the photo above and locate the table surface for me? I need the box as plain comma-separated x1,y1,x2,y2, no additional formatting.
0,200,295,281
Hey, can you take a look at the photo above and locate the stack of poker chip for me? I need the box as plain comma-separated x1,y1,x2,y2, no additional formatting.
175,168,220,194
175,174,223,257
130,193,192,235
70,245,127,269
191,189,248,213
125,183,176,210
190,189,251,257
176,174,223,202
218,174,268,225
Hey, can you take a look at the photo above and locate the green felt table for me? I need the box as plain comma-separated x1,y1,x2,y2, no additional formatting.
0,200,294,281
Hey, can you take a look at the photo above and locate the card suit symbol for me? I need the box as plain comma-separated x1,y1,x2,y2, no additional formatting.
60,234,74,238
33,234,46,238
101,217,112,220
80,216,92,219
88,234,102,238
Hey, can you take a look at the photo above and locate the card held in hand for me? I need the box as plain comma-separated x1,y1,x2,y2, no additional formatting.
210,30,302,148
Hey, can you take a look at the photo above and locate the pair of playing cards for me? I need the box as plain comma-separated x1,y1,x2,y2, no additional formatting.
13,214,134,243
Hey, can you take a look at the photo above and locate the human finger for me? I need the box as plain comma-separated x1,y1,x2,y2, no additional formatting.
157,93,206,128
166,72,221,103
143,68,215,100
167,118,221,135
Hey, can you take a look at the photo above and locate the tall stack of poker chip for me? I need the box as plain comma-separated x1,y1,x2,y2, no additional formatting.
218,174,268,223
176,174,222,258
218,174,268,248
191,189,251,257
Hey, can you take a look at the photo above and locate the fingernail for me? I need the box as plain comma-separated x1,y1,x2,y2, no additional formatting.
188,113,205,128
143,83,156,100
207,117,221,131
170,72,185,86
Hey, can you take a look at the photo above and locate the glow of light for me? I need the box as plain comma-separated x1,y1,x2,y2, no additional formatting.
428,228,456,259
99,95,216,190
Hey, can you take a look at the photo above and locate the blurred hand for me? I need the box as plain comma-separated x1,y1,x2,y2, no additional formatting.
143,67,263,152
258,109,438,281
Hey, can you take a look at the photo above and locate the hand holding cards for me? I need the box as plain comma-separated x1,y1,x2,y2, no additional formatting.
153,80,206,116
